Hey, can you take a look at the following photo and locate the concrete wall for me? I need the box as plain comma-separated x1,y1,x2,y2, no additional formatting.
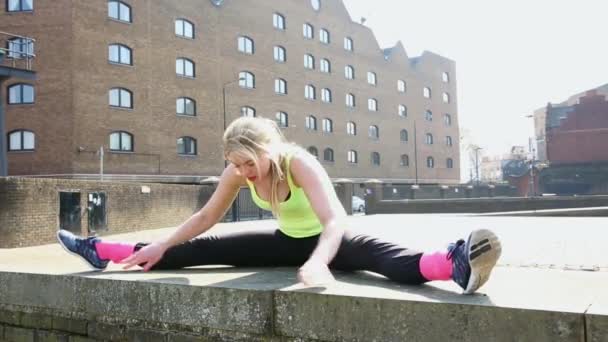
0,177,214,248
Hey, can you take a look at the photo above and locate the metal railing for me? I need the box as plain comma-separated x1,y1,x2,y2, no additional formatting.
0,31,36,70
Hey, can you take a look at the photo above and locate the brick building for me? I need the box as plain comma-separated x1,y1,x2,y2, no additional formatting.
1,0,460,184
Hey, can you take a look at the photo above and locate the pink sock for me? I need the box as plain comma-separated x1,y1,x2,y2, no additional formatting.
419,251,453,281
95,241,136,263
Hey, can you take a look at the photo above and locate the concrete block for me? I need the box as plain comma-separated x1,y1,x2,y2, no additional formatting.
586,304,608,342
35,329,70,342
52,316,88,336
4,325,35,342
0,308,21,325
20,311,53,330
68,336,97,342
125,327,167,342
86,321,127,341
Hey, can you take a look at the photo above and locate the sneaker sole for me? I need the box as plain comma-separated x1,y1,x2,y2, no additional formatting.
464,229,502,294
56,231,105,271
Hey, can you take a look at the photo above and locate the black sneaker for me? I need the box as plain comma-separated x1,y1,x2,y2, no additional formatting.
448,229,502,294
56,230,109,270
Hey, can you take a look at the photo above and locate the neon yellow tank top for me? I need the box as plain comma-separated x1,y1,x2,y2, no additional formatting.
246,153,324,238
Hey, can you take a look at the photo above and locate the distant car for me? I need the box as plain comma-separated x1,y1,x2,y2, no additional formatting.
352,196,365,212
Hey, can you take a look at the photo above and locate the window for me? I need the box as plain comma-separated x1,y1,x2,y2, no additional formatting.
8,84,34,104
447,158,454,169
368,98,377,111
238,36,254,54
175,19,194,39
274,78,287,94
446,136,453,147
273,13,285,30
303,23,314,39
108,1,131,23
320,58,331,73
400,154,409,167
239,71,255,89
444,113,452,126
368,125,379,139
427,156,435,168
241,106,256,117
344,37,353,51
346,93,355,107
346,121,356,136
108,44,132,65
177,136,197,155
347,150,357,164
344,65,354,80
423,87,432,99
7,38,34,58
8,130,34,151
274,46,286,62
176,58,195,77
322,118,333,133
398,105,407,117
308,146,318,158
7,0,33,12
321,88,332,103
323,148,334,162
109,131,133,152
397,80,406,93
306,115,317,130
109,88,132,108
425,110,433,121
276,111,288,127
425,133,434,145
367,71,377,85
320,28,330,44
311,0,320,11
442,71,450,83
400,129,408,142
443,92,450,103
305,84,316,100
371,152,380,166
304,54,315,69
176,97,196,116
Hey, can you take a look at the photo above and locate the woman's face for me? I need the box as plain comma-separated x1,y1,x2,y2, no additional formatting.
228,151,271,183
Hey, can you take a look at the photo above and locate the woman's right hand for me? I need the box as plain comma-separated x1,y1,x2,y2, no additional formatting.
121,242,169,272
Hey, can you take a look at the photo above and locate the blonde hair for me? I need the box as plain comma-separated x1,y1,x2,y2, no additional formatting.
223,116,299,216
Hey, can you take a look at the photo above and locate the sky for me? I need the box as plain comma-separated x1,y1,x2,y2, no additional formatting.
342,0,608,159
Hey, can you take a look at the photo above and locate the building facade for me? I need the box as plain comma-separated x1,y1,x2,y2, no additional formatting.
1,0,460,184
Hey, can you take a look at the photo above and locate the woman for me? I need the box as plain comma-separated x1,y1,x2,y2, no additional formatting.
58,117,501,294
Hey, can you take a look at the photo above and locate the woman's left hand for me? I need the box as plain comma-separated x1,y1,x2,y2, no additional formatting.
298,258,335,286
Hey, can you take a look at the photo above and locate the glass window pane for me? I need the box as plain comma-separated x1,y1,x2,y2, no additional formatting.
8,0,19,11
188,139,195,154
175,20,183,36
9,86,19,104
185,22,193,38
176,59,183,74
186,99,195,114
120,47,131,64
22,0,33,10
109,45,118,62
108,1,117,18
109,89,119,106
22,85,34,103
110,133,120,150
119,4,130,22
185,61,193,76
177,138,185,154
9,132,21,150
121,90,131,108
23,131,34,149
176,98,184,114
121,133,132,150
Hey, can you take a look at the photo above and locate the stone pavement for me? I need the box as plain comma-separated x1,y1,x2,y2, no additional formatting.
0,214,607,341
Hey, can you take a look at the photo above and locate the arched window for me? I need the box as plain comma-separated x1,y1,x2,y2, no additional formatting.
367,71,377,85
306,115,317,130
304,54,315,69
397,80,406,92
108,1,132,23
444,113,452,126
109,131,133,152
371,152,380,166
347,150,358,164
398,104,407,117
7,130,35,151
427,156,435,168
177,136,197,155
8,83,34,104
320,58,331,73
176,97,196,116
321,88,332,103
323,148,334,162
400,129,408,142
308,146,318,158
425,110,433,121
305,84,316,100
346,121,356,136
320,28,330,44
443,92,450,103
344,65,354,79
273,13,285,30
346,93,355,107
239,71,255,89
108,44,132,65
176,58,195,77
426,133,434,145
446,136,453,147
109,87,132,109
447,158,454,169
322,118,333,133
344,37,353,51
442,71,450,83
368,125,379,139
274,45,286,62
276,111,288,128
274,78,287,94
368,98,378,112
241,106,256,117
175,19,195,39
303,23,314,39
238,36,254,54
423,87,432,99
400,154,409,167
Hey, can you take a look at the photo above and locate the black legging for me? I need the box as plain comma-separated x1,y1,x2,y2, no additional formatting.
136,228,427,285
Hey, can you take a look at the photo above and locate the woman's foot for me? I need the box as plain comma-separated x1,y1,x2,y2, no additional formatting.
56,230,109,270
448,229,502,294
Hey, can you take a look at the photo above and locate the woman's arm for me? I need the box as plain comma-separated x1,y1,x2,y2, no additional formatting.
289,152,347,282
122,165,243,270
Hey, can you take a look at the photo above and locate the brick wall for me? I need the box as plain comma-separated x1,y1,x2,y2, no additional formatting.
0,177,215,248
